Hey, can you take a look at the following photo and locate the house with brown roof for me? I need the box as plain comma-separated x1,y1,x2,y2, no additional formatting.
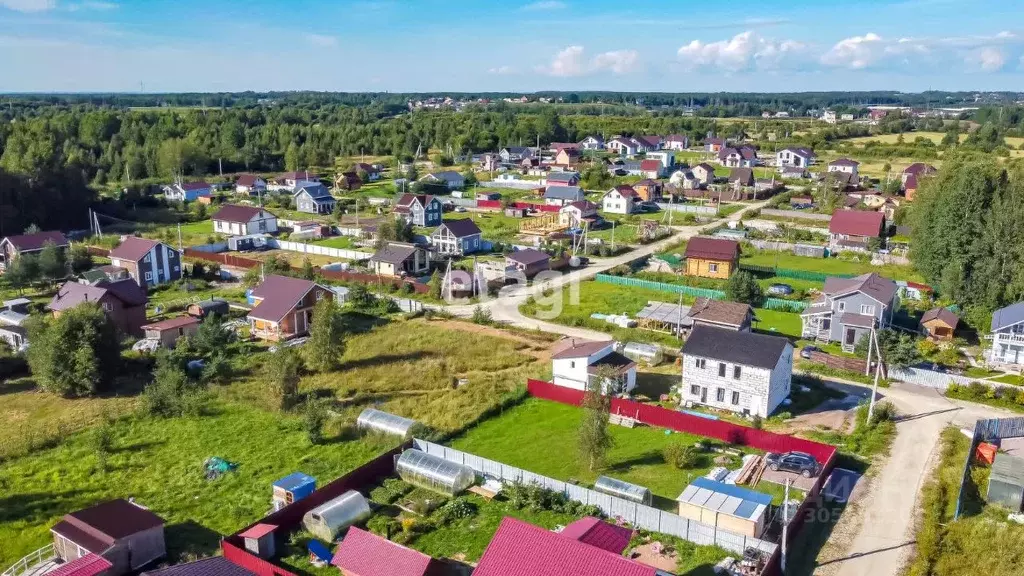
828,210,884,252
141,316,201,348
559,200,599,227
431,219,482,255
368,243,429,277
49,279,148,337
633,179,662,202
718,145,758,168
728,167,755,188
51,499,165,576
212,205,279,236
335,171,362,191
247,275,333,341
0,230,69,273
109,237,182,288
827,158,860,178
394,194,442,227
352,162,381,181
235,174,267,195
505,248,550,278
330,526,438,576
687,298,753,332
554,147,581,167
921,307,959,342
683,237,740,279
901,163,936,201
551,338,636,394
602,185,640,214
692,163,716,186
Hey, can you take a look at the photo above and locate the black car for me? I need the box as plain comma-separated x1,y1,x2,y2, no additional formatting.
766,451,820,478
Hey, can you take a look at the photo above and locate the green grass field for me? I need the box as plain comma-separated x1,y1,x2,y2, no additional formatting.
740,251,926,283
311,236,359,250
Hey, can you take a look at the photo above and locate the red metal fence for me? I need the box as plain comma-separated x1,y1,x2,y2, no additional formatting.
527,380,836,462
476,199,501,210
512,201,561,213
221,443,408,574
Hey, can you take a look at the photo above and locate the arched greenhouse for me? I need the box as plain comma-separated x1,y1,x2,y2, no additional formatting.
395,449,476,496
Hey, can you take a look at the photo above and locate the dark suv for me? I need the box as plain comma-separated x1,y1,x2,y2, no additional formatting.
766,451,820,478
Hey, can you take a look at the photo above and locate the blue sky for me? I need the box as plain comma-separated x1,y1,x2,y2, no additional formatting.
1,0,1023,92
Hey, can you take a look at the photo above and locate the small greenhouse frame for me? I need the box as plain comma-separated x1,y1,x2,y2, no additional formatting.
396,449,476,496
622,342,664,366
301,490,371,541
356,408,423,439
594,475,653,505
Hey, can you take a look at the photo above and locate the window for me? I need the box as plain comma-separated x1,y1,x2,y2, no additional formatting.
837,301,846,312
695,358,706,369
732,391,740,405
570,361,576,369
716,388,725,402
718,363,726,377
143,254,151,263
144,271,152,281
733,365,742,379
102,302,112,312
173,265,180,272
690,385,700,396
860,304,876,316
177,328,184,336
315,290,324,301
708,263,719,273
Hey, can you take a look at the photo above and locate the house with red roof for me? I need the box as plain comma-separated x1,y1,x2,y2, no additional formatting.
141,315,201,348
109,237,182,288
473,517,655,576
828,210,885,252
235,174,267,195
901,163,937,201
684,237,740,279
602,185,641,215
51,499,166,576
212,204,279,236
639,159,663,178
558,517,635,554
330,527,438,576
0,230,69,273
247,275,333,341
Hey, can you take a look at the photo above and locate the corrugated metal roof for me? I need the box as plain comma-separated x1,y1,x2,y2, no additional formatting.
992,453,1024,486
676,477,770,522
47,554,112,576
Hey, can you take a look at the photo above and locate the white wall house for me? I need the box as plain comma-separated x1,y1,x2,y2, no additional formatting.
989,302,1024,368
827,158,860,178
680,326,793,418
602,187,640,215
211,205,279,236
552,339,637,394
646,150,676,170
775,147,815,169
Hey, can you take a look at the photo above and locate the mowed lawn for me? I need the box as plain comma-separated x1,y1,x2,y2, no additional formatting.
740,251,926,283
450,398,755,510
0,402,393,567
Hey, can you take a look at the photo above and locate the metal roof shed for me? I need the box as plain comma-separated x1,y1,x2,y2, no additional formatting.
301,490,371,542
356,408,423,439
594,476,652,505
396,449,476,496
987,453,1024,512
676,477,772,538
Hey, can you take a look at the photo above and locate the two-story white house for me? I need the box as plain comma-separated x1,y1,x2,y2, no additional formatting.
578,135,605,150
775,147,816,169
431,219,482,256
602,185,640,215
212,204,279,236
718,146,758,168
800,273,899,351
680,326,793,418
663,134,689,150
827,158,860,178
989,302,1024,368
551,339,637,394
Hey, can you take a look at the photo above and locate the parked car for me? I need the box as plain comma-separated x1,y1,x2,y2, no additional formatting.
766,451,820,478
800,345,819,359
455,206,467,213
767,283,793,295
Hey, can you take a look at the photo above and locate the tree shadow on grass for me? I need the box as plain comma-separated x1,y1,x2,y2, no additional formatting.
0,490,87,524
341,351,437,371
0,378,37,395
340,311,390,335
606,450,666,472
112,439,167,454
165,520,223,563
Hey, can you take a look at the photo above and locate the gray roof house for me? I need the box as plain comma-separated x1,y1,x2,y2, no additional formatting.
989,302,1024,368
800,273,899,351
368,243,429,277
543,185,585,207
422,171,465,190
431,219,482,256
680,326,794,418
293,183,336,214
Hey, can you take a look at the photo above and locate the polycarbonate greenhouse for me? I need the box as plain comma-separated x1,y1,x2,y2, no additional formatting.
396,449,476,496
356,408,423,439
594,475,653,505
301,490,371,541
622,342,663,366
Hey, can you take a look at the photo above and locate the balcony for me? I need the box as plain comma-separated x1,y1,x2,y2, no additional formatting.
2,545,57,576
990,332,1024,345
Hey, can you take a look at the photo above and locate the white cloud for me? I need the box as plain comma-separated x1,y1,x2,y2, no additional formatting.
677,31,806,71
488,65,515,74
969,47,1006,71
0,0,55,12
522,1,565,10
67,1,118,11
821,32,884,69
537,45,639,76
307,34,338,48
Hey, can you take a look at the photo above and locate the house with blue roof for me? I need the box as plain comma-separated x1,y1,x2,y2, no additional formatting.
272,472,316,511
990,302,1024,368
675,477,771,538
293,183,336,214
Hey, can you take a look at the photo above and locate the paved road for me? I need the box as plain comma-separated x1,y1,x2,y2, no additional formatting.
817,379,1015,576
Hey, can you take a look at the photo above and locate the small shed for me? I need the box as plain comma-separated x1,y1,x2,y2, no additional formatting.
920,307,959,342
676,477,771,538
239,523,277,559
228,233,270,252
987,453,1024,512
621,342,663,366
187,299,230,319
272,472,316,511
594,476,653,505
51,499,166,576
396,449,476,496
302,490,371,542
356,408,423,439
141,316,201,349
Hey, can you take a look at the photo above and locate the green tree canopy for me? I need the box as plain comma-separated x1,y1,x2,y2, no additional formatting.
26,303,121,397
305,297,345,372
725,270,764,306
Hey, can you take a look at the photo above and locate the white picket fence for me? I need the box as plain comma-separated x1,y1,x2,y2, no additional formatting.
412,439,777,557
268,239,373,261
656,203,718,215
888,367,977,391
486,179,544,190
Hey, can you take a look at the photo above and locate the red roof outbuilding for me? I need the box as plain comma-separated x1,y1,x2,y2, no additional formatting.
684,237,741,261
640,159,662,172
330,527,434,576
829,210,884,238
559,517,635,555
473,517,656,576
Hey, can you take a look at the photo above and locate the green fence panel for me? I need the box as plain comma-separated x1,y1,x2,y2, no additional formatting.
594,274,726,300
763,298,808,312
739,264,856,283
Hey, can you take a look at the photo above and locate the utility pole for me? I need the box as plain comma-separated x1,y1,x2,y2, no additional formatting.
868,328,883,423
782,478,791,574
865,326,874,376
611,220,616,252
177,222,183,254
